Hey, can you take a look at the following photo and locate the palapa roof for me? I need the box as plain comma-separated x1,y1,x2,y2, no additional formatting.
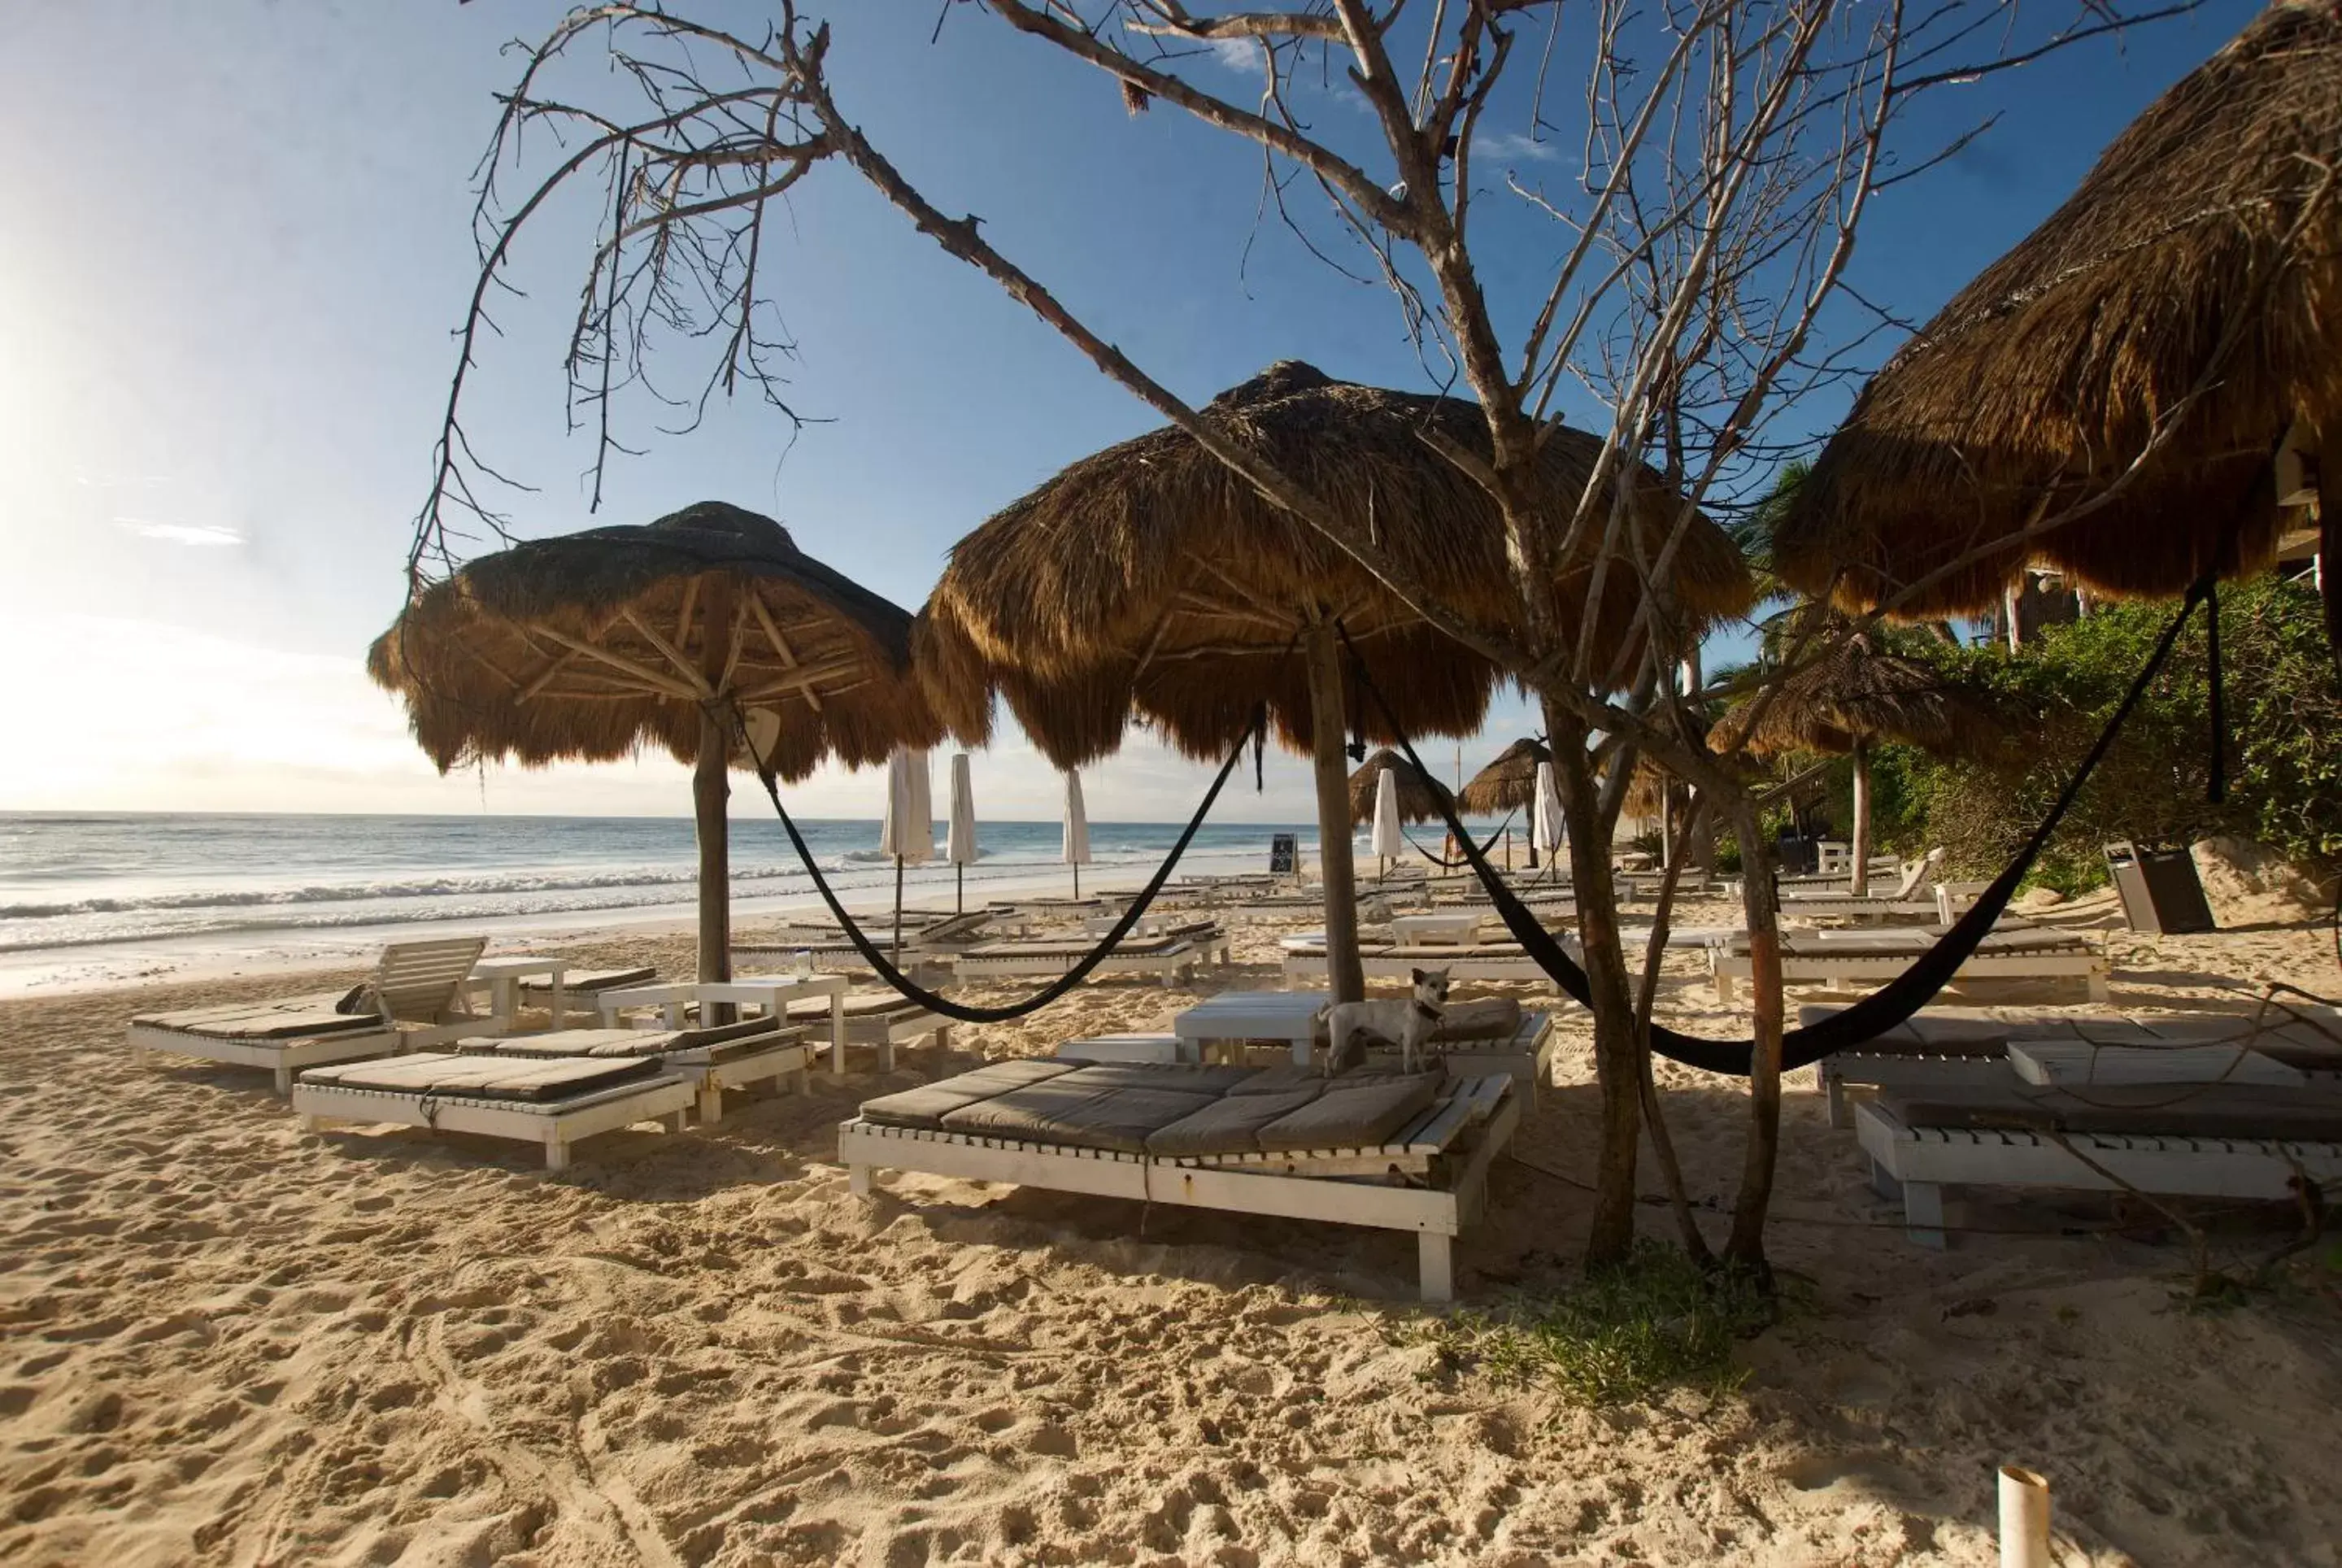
919,360,1753,768
369,502,937,782
1456,737,1551,814
1713,632,2000,760
1774,0,2342,614
1347,747,1457,825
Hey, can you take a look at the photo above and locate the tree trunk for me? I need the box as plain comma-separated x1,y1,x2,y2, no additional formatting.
1544,699,1641,1265
1303,621,1365,1005
1848,742,1872,897
1724,803,1785,1278
694,703,732,987
1636,793,1714,1267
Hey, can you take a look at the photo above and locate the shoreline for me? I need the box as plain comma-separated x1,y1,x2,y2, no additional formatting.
0,847,1277,998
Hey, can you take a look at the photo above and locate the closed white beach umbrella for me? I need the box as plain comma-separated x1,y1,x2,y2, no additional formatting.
1533,760,1565,856
1062,771,1092,898
1370,765,1404,877
946,752,978,912
879,747,932,958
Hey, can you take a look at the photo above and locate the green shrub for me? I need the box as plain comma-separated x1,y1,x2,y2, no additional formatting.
1874,577,2340,885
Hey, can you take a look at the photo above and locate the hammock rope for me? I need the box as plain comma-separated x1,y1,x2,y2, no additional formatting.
742,709,1260,1024
1335,570,2214,1076
1404,808,1515,869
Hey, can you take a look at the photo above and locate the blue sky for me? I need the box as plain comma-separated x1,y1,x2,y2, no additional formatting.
0,0,2259,820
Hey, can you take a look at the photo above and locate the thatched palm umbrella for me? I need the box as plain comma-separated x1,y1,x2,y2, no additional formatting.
370,502,936,983
1458,737,1552,866
1716,633,1999,892
921,360,1752,1003
1774,0,2341,622
1347,747,1456,825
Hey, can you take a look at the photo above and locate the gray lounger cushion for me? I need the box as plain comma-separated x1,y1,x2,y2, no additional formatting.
521,966,656,997
136,995,384,1039
784,992,934,1023
1050,1063,1259,1095
1145,1088,1323,1157
472,1020,789,1061
1255,1072,1444,1152
962,937,1189,960
1884,1085,2342,1142
1430,998,1525,1042
300,1052,661,1101
856,1059,1081,1130
939,1083,1215,1154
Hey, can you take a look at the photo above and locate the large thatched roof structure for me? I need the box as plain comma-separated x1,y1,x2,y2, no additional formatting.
1774,0,2341,615
1456,737,1550,815
1716,634,2000,760
369,502,935,782
919,360,1753,764
1347,748,1456,825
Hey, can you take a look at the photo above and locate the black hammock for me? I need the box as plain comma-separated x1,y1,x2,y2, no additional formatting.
742,710,1260,1025
1405,808,1514,869
1335,571,2214,1077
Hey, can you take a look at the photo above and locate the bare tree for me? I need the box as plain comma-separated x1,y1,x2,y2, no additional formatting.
414,0,2199,1276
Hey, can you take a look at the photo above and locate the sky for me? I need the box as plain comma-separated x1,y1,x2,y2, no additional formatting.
0,0,2262,822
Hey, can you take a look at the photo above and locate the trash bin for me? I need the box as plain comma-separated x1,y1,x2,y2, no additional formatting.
1774,834,1819,877
2104,841,2216,934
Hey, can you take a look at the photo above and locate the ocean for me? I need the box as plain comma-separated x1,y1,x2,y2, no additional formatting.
0,810,1513,994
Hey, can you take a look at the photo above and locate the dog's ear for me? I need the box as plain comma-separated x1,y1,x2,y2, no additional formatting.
1411,967,1426,985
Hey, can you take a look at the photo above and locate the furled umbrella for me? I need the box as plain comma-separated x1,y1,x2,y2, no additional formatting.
1370,766,1404,881
879,747,934,960
1532,760,1565,877
947,753,979,913
1714,631,2000,893
1458,737,1552,865
1062,771,1092,899
918,360,1752,1004
368,502,936,985
1774,0,2341,640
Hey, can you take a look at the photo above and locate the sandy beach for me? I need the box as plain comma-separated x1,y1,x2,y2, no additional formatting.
6,891,2340,1566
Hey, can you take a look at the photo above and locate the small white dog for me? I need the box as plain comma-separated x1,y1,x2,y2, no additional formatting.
1317,967,1450,1077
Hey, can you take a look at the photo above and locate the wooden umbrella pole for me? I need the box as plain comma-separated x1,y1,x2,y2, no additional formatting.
1850,742,1873,897
694,703,733,992
1304,621,1365,1004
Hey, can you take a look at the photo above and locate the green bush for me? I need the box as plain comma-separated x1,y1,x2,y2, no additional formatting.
1877,577,2341,886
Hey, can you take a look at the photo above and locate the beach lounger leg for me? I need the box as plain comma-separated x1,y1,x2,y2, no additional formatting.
877,1039,895,1074
934,1026,951,1054
849,1162,872,1197
698,1083,724,1125
1417,1232,1455,1304
1826,1073,1851,1131
301,1113,326,1134
831,994,847,1078
1902,1180,1946,1248
1713,968,1737,1006
791,1062,810,1095
2087,968,2111,1004
664,1108,687,1133
545,1131,571,1173
274,1062,294,1096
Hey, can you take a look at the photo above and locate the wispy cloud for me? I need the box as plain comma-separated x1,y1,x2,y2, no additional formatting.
1204,35,1263,76
115,518,244,547
1476,130,1562,165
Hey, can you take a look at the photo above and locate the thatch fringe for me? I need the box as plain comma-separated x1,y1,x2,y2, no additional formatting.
921,360,1753,767
369,502,938,782
1713,631,2001,760
1775,0,2342,614
1347,747,1458,825
1456,737,1551,814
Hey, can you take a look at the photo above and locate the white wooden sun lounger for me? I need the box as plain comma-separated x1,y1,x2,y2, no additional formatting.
1800,1004,2342,1130
459,1021,811,1124
950,930,1220,987
1711,930,2109,1004
294,1052,696,1171
838,1060,1520,1301
1279,936,1563,987
1168,989,1559,1103
1856,1085,2342,1247
782,991,955,1074
128,937,490,1095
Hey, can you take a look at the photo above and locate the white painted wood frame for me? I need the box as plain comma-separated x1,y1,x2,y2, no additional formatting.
1711,946,2109,1005
294,1074,698,1171
838,1080,1520,1302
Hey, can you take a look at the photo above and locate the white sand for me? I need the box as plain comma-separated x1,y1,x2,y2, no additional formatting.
4,890,2340,1565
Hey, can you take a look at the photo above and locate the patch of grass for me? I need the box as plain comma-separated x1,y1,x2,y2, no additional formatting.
1395,1242,1780,1406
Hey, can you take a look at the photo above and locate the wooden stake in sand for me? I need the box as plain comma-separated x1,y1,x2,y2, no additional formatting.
1998,1466,2051,1568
